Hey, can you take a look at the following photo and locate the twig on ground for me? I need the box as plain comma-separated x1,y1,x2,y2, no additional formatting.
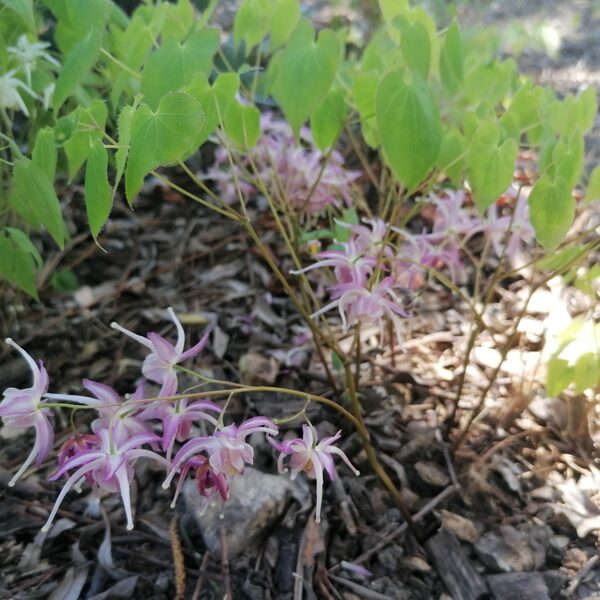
169,516,186,600
191,552,211,600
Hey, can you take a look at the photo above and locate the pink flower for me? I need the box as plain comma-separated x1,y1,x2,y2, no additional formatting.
139,397,221,457
291,239,376,285
55,434,99,486
312,276,408,343
0,339,54,486
111,307,209,396
43,427,167,532
271,425,359,522
163,416,278,490
170,455,230,507
46,380,151,439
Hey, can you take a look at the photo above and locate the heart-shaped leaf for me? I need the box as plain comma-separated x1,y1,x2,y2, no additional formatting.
271,19,341,136
376,70,441,190
125,92,204,202
467,119,518,212
528,175,574,250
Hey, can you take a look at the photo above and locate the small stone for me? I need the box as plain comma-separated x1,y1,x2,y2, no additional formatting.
400,555,431,572
415,461,450,487
183,467,304,557
438,510,483,543
474,524,550,573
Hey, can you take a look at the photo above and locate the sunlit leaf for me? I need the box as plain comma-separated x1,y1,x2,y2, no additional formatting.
271,19,341,136
140,29,220,109
53,29,102,111
528,175,574,250
376,70,441,189
467,119,517,212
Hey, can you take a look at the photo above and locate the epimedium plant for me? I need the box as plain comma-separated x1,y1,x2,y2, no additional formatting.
1,0,600,532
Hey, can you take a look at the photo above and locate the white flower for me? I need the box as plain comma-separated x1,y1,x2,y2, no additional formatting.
0,70,37,116
8,35,60,86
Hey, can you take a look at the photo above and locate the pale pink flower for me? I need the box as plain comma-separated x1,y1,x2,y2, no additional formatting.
291,239,376,285
43,427,167,532
312,276,408,343
111,307,209,396
0,339,54,486
139,397,221,457
271,425,359,522
163,417,278,490
46,380,151,440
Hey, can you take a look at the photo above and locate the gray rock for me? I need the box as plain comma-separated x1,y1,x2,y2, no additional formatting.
475,524,550,573
183,467,304,557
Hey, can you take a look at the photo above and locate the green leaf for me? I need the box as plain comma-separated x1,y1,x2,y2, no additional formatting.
575,86,597,133
573,353,600,392
10,158,65,249
467,119,518,212
352,73,379,148
551,133,584,188
585,165,600,203
85,139,112,240
110,15,155,106
223,101,260,148
376,70,441,190
50,268,80,292
184,72,240,148
125,92,205,202
310,88,347,151
528,175,574,250
63,100,108,181
546,357,573,396
271,19,341,136
269,0,300,50
32,127,57,182
440,21,463,94
0,230,38,299
162,0,195,41
234,0,271,52
5,227,42,268
140,29,220,109
53,30,102,111
0,0,34,30
437,128,465,186
114,105,135,192
393,15,430,78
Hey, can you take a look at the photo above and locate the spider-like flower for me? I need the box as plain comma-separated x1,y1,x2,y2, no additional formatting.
0,339,54,486
139,397,221,457
8,35,60,86
270,425,359,522
111,307,209,397
291,239,376,285
170,455,230,507
163,417,278,490
312,276,408,343
0,70,37,116
43,427,167,532
45,379,151,440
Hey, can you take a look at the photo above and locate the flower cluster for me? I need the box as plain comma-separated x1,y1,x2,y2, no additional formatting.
1,35,59,115
1,309,358,530
296,188,534,341
205,112,361,214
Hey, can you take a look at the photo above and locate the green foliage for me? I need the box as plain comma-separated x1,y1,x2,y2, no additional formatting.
53,30,102,111
467,119,518,212
0,0,595,304
10,158,65,249
376,71,441,190
270,19,341,136
528,175,574,250
85,139,112,240
125,92,205,202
